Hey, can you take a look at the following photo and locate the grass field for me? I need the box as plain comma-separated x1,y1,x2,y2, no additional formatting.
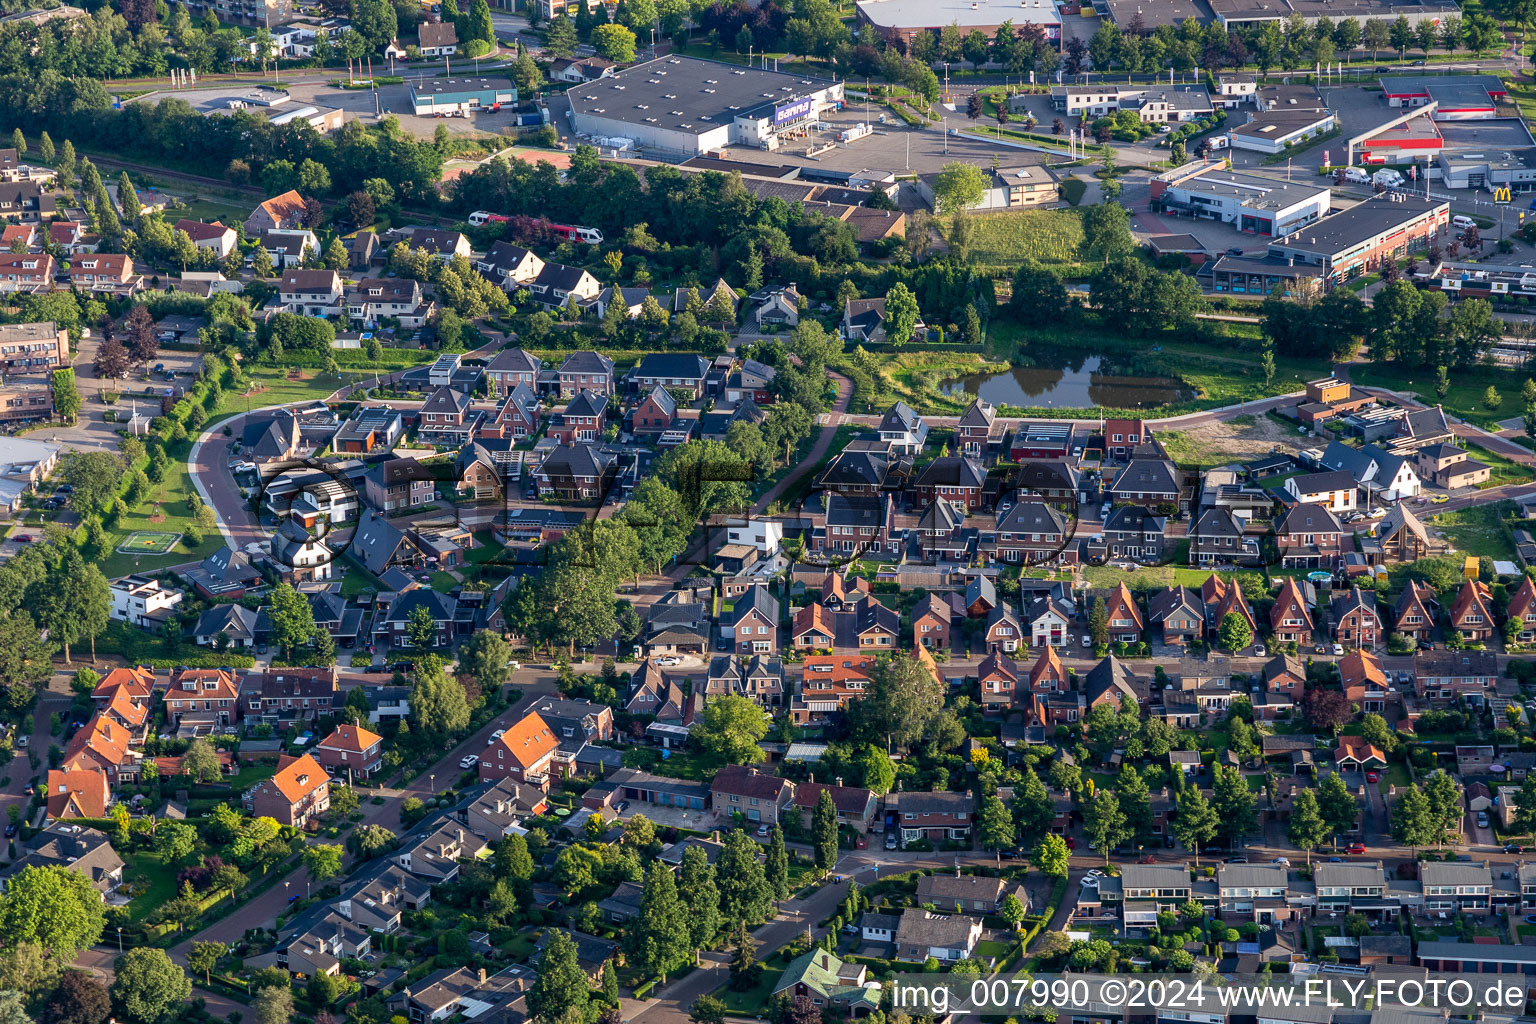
99,448,225,578
870,351,1011,416
1351,362,1536,428
212,366,377,421
1430,500,1516,561
953,208,1084,266
118,531,182,554
1464,442,1535,487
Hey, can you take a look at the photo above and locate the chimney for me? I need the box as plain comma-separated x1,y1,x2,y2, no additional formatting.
713,830,720,841
457,828,464,843
478,968,488,985
808,772,815,784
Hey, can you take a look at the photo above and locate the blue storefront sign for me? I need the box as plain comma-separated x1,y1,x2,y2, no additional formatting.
773,97,813,126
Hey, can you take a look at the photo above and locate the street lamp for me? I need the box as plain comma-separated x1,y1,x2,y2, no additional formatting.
117,926,123,953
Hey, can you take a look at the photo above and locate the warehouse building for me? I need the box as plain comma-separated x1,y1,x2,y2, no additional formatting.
408,77,516,116
1151,162,1331,237
1211,0,1459,30
856,0,1059,47
1226,109,1338,154
1265,195,1450,288
567,56,844,157
1380,74,1504,118
1092,0,1205,32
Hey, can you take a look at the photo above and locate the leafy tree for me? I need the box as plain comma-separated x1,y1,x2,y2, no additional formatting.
728,918,756,985
0,866,105,962
999,891,1026,929
765,825,790,900
1391,783,1438,851
409,657,471,740
882,282,921,348
350,824,395,859
182,738,222,783
1087,598,1108,649
459,630,513,695
848,654,944,752
1171,788,1219,865
677,846,722,949
591,22,636,60
690,997,727,1024
1317,772,1358,848
715,829,772,925
1116,765,1152,845
529,930,589,1022
693,695,768,767
1033,832,1069,877
302,844,344,882
546,14,578,56
1081,201,1134,263
1288,788,1329,865
251,983,292,1024
110,949,189,1024
185,942,226,986
812,788,839,869
1212,764,1256,847
52,369,80,424
979,794,1015,857
1512,776,1536,843
1012,766,1054,848
1304,689,1354,735
45,971,110,1024
267,582,318,661
1083,791,1130,866
1423,771,1463,847
930,162,988,216
1217,610,1253,652
624,864,690,983
153,821,197,862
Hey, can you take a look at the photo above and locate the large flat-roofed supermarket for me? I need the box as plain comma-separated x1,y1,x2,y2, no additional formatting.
566,56,845,157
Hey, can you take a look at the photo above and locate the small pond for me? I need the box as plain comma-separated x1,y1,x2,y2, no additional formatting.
940,353,1194,410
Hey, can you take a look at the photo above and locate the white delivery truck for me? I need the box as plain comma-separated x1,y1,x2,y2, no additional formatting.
1373,168,1405,188
1343,166,1370,184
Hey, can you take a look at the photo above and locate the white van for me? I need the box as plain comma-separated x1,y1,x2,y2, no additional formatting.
1344,167,1370,184
1452,215,1477,229
1372,169,1404,187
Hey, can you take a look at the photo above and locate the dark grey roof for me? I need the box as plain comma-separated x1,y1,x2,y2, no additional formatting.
565,389,608,419
539,443,616,478
1083,655,1140,707
535,262,595,293
1103,504,1165,534
1272,195,1447,259
1288,469,1357,493
1110,459,1180,496
1193,507,1243,539
914,456,985,489
559,350,614,376
422,386,472,416
1149,586,1201,622
568,55,837,135
385,587,456,625
487,347,542,374
1278,502,1343,534
958,399,995,429
635,353,709,380
997,500,1066,534
353,509,412,576
879,401,920,434
196,603,258,639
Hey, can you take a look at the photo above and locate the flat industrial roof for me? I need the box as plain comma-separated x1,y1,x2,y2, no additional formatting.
568,55,836,135
1165,166,1329,210
1271,195,1446,257
1379,73,1504,104
1361,113,1442,145
1214,0,1459,21
1434,117,1536,152
409,76,514,97
1210,254,1324,278
1095,0,1207,31
857,0,1059,29
1230,109,1335,137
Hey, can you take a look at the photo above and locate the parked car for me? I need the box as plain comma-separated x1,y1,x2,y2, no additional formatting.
755,824,770,837
885,832,897,850
1366,771,1380,783
1331,643,1345,656
657,656,683,667
458,754,479,769
1476,811,1490,828
487,728,506,746
1346,842,1367,854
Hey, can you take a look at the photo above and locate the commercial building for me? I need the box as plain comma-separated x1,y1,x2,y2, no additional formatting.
856,0,1059,47
1226,109,1338,154
1380,74,1504,118
915,164,1060,212
1212,0,1459,29
0,376,53,425
1353,113,1443,164
1265,194,1449,288
1151,162,1330,237
1092,0,1205,32
130,86,342,132
1050,85,1213,123
567,56,845,157
408,77,516,116
0,321,67,374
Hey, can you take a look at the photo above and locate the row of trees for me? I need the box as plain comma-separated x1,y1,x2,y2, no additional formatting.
1263,278,1499,368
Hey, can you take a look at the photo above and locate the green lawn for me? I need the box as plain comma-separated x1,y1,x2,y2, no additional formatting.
99,448,225,578
1081,564,1251,592
1351,362,1534,428
120,848,181,923
213,366,378,420
1463,442,1535,487
713,967,785,1013
1430,500,1517,561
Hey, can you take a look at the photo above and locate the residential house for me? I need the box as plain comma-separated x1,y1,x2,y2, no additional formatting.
1103,419,1147,461
1284,470,1358,513
174,219,236,258
374,589,458,651
878,401,928,455
484,348,543,396
984,602,1027,652
631,386,676,436
0,253,55,292
61,716,139,784
1415,649,1499,705
888,790,972,845
911,456,986,511
1269,578,1316,645
547,389,607,444
476,242,545,293
529,262,602,310
772,950,877,1013
1416,443,1491,489
361,462,436,516
749,285,800,328
479,712,557,787
242,669,338,726
1189,507,1259,566
704,655,784,707
1023,595,1072,648
794,655,875,724
916,871,1026,915
977,649,1021,708
184,547,262,599
1340,650,1389,713
956,399,997,456
244,753,330,827
1103,582,1143,644
1149,586,1203,645
632,353,710,399
1449,579,1496,641
1394,580,1439,642
556,351,615,396
989,501,1069,564
347,278,431,328
418,20,457,54
333,407,404,454
533,444,617,501
912,592,958,650
44,769,109,821
486,384,541,440
723,585,779,656
1507,575,1536,642
726,359,777,405
312,724,384,780
1421,860,1493,915
68,254,140,295
841,297,922,344
109,575,183,631
1396,406,1454,449
1,824,123,893
1276,503,1345,568
1099,505,1167,564
276,269,343,316
710,764,794,825
792,780,878,832
1029,644,1069,692
1202,574,1258,638
1083,655,1142,712
260,229,320,271
894,910,984,963
1331,587,1382,647
163,668,240,732
245,190,308,233
1109,459,1184,510
1373,503,1434,562
1318,440,1421,501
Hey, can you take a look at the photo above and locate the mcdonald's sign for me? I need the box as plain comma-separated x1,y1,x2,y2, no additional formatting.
1495,187,1513,203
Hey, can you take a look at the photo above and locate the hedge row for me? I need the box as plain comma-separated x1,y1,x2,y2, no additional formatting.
142,655,256,669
